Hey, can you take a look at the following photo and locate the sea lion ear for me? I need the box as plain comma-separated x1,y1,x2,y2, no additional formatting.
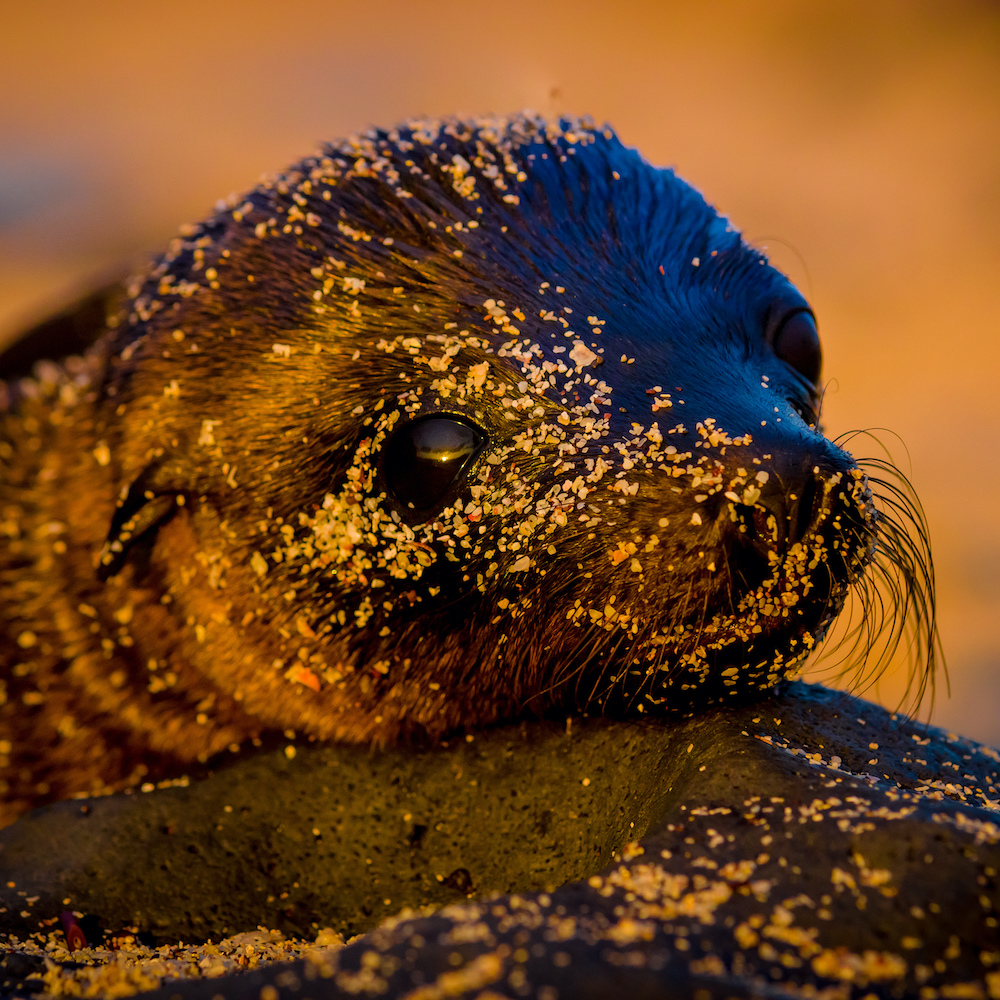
97,462,184,580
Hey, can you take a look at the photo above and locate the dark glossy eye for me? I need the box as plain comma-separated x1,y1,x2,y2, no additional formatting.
771,308,822,387
384,416,485,511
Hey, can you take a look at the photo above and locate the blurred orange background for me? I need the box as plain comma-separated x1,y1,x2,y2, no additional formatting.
2,1,998,744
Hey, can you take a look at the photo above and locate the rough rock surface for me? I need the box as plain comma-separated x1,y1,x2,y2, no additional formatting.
1,681,998,998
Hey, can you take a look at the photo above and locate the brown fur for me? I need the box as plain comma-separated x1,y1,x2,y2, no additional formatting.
0,115,915,826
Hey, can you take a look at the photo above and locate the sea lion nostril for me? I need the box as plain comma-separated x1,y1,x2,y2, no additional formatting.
727,459,853,566
751,504,776,547
789,474,818,546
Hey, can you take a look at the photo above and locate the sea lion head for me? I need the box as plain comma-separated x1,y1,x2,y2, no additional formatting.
84,114,924,742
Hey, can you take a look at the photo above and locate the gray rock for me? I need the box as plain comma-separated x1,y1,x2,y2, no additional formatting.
0,714,679,940
1,681,998,998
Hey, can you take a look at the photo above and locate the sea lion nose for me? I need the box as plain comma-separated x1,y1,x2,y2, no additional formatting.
747,461,819,551
730,435,861,561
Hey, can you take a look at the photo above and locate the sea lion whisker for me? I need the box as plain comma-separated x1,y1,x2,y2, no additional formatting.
804,452,942,718
522,619,609,707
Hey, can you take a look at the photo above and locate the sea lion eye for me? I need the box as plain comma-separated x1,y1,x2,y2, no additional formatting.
384,416,485,511
770,308,822,387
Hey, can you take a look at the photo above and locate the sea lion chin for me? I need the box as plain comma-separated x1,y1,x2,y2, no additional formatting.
0,113,930,824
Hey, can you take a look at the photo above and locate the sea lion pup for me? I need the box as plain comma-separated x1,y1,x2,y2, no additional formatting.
0,114,934,825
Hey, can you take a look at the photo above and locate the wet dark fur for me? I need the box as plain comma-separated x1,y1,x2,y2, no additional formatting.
0,115,935,825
